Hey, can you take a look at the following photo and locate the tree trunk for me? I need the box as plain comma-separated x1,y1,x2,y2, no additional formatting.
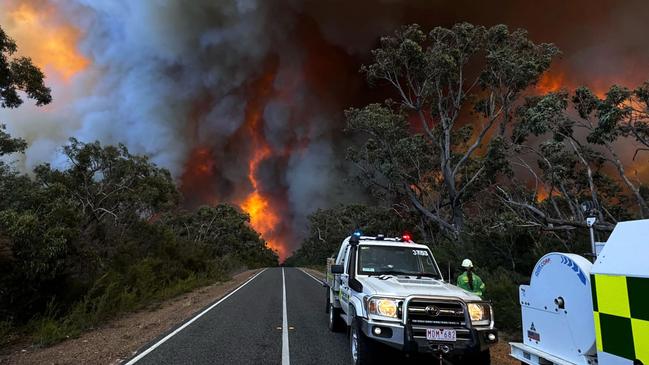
606,142,649,217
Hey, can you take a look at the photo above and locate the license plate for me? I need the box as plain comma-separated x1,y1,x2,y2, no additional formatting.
426,328,456,342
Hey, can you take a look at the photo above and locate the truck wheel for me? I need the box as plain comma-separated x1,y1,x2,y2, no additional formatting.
328,303,344,332
462,349,490,365
325,289,330,314
350,314,378,365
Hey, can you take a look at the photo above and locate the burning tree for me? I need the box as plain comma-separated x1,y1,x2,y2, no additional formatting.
346,23,559,237
502,83,649,233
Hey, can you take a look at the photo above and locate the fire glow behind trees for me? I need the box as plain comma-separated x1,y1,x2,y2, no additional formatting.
2,0,649,259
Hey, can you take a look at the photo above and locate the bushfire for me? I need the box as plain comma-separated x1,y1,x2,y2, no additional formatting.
3,0,649,260
238,67,286,260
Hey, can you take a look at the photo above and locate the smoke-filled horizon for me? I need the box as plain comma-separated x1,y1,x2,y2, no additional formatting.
2,0,649,258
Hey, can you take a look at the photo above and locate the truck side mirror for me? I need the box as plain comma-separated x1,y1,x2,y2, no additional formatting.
330,265,344,274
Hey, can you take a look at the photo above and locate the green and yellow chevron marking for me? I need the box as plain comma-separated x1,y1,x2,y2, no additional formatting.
592,274,649,363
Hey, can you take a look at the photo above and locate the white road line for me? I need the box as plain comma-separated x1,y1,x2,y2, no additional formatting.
282,268,290,365
299,268,325,285
125,268,268,364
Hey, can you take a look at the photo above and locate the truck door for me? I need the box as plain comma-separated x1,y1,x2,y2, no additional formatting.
340,246,352,315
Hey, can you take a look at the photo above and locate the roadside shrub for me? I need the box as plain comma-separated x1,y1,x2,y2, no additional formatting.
31,317,73,347
0,139,278,348
0,320,14,347
481,268,525,332
29,254,233,346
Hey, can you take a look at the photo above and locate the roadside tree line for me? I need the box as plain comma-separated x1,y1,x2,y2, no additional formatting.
0,26,277,347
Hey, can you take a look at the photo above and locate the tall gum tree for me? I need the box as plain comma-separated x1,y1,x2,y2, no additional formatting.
506,84,649,230
346,23,559,237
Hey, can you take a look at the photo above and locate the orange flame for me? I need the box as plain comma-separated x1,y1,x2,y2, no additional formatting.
180,147,219,206
535,186,549,202
536,71,565,94
1,1,88,81
536,70,614,98
237,66,287,260
534,185,564,202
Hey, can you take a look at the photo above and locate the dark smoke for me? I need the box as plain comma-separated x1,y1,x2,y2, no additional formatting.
2,0,649,254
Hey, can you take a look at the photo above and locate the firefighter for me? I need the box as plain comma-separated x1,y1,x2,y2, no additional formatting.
457,259,485,298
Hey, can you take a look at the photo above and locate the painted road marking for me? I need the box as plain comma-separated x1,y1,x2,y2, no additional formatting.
282,268,290,365
125,268,268,364
299,268,324,285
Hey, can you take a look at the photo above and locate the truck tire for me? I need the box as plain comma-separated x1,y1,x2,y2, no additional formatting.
328,303,345,332
350,311,378,365
325,289,330,314
462,349,490,365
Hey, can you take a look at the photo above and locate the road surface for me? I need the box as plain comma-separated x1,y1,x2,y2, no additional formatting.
124,267,442,365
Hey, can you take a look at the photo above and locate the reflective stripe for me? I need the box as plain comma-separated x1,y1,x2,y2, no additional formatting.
627,276,649,321
631,319,649,364
600,313,634,360
596,275,630,317
593,312,603,352
592,274,649,362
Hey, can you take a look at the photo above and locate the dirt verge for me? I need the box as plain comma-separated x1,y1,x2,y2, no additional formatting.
0,269,261,365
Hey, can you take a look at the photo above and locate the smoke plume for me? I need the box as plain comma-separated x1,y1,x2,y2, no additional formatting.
2,0,649,258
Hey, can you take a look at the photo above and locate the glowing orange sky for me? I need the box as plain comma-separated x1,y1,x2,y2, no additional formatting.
1,1,88,81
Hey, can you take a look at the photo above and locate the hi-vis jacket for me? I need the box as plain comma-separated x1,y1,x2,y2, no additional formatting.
457,272,485,298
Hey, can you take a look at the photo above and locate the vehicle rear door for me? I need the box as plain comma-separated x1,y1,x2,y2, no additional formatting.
340,246,352,315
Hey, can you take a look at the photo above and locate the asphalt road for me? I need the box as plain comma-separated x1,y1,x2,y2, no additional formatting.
125,268,350,365
125,267,438,365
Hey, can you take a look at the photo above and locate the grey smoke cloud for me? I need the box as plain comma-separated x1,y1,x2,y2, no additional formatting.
61,0,278,174
2,0,649,255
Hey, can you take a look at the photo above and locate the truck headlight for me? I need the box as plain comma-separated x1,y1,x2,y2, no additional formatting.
367,297,399,318
467,303,492,326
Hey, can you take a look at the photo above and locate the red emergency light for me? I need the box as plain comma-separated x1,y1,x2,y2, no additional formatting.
401,233,412,242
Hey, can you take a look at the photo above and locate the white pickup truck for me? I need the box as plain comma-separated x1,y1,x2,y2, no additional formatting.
325,232,498,364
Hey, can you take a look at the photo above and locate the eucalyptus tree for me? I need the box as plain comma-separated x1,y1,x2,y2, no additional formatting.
346,23,559,237
503,84,649,234
0,25,51,108
574,85,649,216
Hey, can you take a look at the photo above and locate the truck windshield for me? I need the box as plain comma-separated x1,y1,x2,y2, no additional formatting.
357,245,440,278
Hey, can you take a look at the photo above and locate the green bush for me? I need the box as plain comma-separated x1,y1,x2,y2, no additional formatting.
0,320,14,347
31,317,74,347
0,139,277,348
0,40,278,348
19,228,268,347
29,254,234,346
481,268,525,332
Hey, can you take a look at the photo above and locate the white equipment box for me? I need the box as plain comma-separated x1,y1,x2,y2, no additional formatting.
510,253,597,365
